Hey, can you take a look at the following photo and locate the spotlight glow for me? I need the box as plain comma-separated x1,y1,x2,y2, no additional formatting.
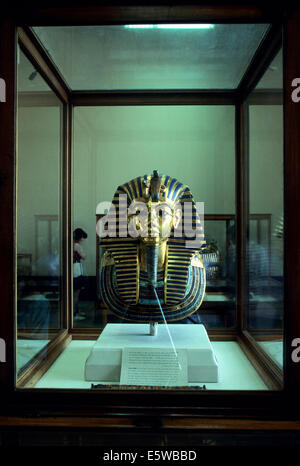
125,25,156,29
157,24,214,29
125,24,214,30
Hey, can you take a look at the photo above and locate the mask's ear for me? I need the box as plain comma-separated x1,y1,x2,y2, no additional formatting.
173,204,182,230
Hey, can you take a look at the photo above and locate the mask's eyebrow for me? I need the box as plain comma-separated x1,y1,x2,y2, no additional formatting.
154,202,173,211
153,204,173,218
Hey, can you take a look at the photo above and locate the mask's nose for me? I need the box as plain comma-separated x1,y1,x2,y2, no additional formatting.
147,209,160,238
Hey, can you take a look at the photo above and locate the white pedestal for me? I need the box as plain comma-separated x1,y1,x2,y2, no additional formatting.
84,323,219,383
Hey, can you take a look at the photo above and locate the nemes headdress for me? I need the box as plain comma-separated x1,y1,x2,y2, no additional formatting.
100,171,206,322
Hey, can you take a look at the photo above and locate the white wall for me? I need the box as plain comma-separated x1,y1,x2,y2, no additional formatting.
17,104,283,278
17,105,61,275
250,105,284,275
74,106,236,275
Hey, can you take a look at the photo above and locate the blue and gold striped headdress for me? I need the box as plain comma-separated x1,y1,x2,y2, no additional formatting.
101,172,205,320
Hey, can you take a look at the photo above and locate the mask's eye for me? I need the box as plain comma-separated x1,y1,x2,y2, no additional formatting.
161,208,172,218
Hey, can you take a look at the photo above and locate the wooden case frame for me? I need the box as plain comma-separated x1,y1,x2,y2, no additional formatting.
0,3,300,432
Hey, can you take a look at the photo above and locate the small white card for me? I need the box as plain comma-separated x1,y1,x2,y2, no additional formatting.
120,347,188,386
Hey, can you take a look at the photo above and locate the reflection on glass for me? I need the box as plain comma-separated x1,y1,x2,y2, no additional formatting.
73,228,88,323
248,48,283,370
16,49,63,375
33,24,269,90
201,217,235,328
73,106,235,329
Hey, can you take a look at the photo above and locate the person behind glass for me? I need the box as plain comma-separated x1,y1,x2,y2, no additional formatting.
73,228,88,321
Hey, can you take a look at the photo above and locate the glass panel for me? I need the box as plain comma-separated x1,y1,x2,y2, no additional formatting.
73,106,235,330
247,48,283,372
16,49,63,376
33,24,269,90
256,49,283,89
202,217,235,328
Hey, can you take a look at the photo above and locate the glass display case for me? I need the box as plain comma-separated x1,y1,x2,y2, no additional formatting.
1,4,300,436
